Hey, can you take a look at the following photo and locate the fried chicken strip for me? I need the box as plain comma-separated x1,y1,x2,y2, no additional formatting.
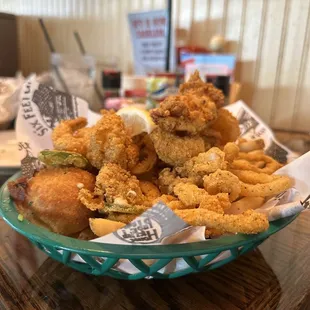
174,209,269,234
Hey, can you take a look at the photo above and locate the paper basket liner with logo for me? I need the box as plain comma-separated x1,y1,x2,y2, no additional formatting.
0,77,309,279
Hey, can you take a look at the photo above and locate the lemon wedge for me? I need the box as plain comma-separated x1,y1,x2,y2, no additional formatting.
117,107,156,136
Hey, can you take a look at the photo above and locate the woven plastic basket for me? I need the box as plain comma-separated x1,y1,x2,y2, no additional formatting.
0,172,299,280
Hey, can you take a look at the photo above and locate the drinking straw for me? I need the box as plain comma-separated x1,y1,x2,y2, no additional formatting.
73,31,103,103
165,0,172,72
38,18,69,93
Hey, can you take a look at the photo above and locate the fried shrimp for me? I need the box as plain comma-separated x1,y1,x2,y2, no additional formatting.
174,209,269,234
86,110,138,170
131,134,157,175
150,127,207,166
203,169,241,202
52,117,90,156
210,108,240,144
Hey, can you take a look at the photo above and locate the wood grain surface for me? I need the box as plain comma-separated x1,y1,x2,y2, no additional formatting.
1,205,310,309
1,132,310,310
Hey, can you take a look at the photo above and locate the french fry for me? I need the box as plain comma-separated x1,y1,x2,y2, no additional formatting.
225,197,265,215
89,218,126,237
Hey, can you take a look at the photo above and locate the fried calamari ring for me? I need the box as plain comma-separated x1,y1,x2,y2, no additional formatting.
210,109,240,144
203,170,241,202
131,134,157,175
238,139,265,153
229,169,278,184
232,152,282,174
52,117,90,156
150,127,207,166
174,209,269,234
239,176,293,197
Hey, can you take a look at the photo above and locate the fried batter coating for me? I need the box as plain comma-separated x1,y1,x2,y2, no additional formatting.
173,183,208,207
158,168,199,194
203,169,241,202
238,139,265,153
210,108,240,144
86,110,138,170
95,163,145,206
179,70,225,108
174,209,269,234
173,183,230,213
153,194,188,210
150,127,207,166
139,180,161,201
78,188,104,211
150,94,217,135
175,147,227,182
199,193,231,213
9,167,95,236
52,117,91,156
131,133,157,175
223,142,239,163
231,152,282,174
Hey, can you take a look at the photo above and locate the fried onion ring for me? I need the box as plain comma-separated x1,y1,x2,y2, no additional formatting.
231,152,282,174
238,139,265,153
239,176,293,197
131,134,157,175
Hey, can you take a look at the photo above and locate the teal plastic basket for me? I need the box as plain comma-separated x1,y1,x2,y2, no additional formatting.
0,172,299,280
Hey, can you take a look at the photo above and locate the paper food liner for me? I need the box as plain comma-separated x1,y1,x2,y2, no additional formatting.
15,78,310,276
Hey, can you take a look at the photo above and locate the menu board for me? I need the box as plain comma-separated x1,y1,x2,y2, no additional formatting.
128,9,174,75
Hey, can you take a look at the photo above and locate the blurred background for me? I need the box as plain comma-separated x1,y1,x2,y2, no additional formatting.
1,0,309,132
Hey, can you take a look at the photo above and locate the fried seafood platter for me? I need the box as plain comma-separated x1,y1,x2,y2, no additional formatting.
8,72,293,241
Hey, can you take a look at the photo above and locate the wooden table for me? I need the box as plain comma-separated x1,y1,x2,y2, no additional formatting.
1,130,310,310
1,185,310,310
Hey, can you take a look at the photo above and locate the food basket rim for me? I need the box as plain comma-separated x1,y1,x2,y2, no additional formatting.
0,172,299,259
